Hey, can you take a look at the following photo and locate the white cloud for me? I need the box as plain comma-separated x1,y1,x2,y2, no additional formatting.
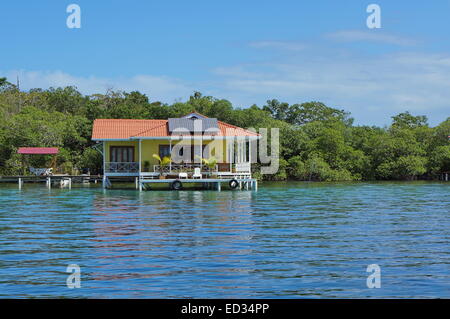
208,52,450,126
3,70,192,103
327,30,418,46
3,44,450,127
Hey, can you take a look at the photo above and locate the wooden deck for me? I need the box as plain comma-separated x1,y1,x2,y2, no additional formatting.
0,175,103,189
0,175,258,191
0,175,101,181
137,178,258,191
140,178,254,183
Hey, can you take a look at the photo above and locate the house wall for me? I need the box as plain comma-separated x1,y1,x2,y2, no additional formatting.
105,139,229,170
141,139,167,167
104,141,139,162
141,139,228,165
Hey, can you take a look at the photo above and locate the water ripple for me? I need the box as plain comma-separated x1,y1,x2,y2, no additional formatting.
0,181,449,298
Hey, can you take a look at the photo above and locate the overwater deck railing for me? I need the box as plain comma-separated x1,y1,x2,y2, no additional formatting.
105,162,139,173
153,163,251,174
153,163,215,174
105,162,251,175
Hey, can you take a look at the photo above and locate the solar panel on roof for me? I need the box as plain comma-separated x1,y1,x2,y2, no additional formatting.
168,118,219,134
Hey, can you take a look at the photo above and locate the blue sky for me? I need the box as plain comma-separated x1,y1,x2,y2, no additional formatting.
1,0,450,126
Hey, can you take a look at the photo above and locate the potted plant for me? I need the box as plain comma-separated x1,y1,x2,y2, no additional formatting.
152,154,171,179
201,156,218,178
143,160,150,172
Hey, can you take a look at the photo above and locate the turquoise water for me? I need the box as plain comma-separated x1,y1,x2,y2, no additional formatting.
0,181,449,298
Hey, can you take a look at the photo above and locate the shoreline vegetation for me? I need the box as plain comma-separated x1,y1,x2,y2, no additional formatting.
1,77,449,181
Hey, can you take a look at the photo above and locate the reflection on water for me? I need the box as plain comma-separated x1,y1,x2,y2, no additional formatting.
0,182,449,298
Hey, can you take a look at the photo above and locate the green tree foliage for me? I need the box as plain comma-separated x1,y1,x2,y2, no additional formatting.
263,100,353,126
0,77,16,92
0,77,448,180
392,111,428,129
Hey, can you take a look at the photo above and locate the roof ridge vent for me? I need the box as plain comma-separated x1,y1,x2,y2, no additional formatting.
182,112,208,119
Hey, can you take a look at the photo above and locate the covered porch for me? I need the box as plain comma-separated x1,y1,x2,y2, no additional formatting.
102,137,254,179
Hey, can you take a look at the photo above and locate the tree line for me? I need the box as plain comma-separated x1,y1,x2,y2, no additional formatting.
0,77,449,181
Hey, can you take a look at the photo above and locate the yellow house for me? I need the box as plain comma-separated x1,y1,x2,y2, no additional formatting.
91,112,260,188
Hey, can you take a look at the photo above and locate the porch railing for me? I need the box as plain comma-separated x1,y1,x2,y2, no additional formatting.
153,163,251,174
104,162,250,174
105,162,139,173
153,163,216,174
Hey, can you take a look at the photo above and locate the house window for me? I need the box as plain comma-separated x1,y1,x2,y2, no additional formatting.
110,146,134,162
158,144,208,162
192,144,208,162
159,145,171,159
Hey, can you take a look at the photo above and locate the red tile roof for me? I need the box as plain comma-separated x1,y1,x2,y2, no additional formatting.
91,119,167,139
92,118,259,140
217,121,259,137
18,147,59,155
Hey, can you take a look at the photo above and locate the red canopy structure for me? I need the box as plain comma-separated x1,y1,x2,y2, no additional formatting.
17,147,59,155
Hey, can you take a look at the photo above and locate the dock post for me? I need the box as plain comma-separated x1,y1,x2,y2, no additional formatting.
217,182,221,191
68,178,72,189
102,175,106,189
254,180,258,191
46,177,51,189
139,180,143,192
135,177,139,190
446,173,448,182
245,181,249,190
18,178,22,189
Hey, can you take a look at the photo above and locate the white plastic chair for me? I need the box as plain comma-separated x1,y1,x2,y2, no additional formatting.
178,172,188,179
192,167,202,179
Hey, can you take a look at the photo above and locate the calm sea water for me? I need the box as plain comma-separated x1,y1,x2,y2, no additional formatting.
0,181,449,298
